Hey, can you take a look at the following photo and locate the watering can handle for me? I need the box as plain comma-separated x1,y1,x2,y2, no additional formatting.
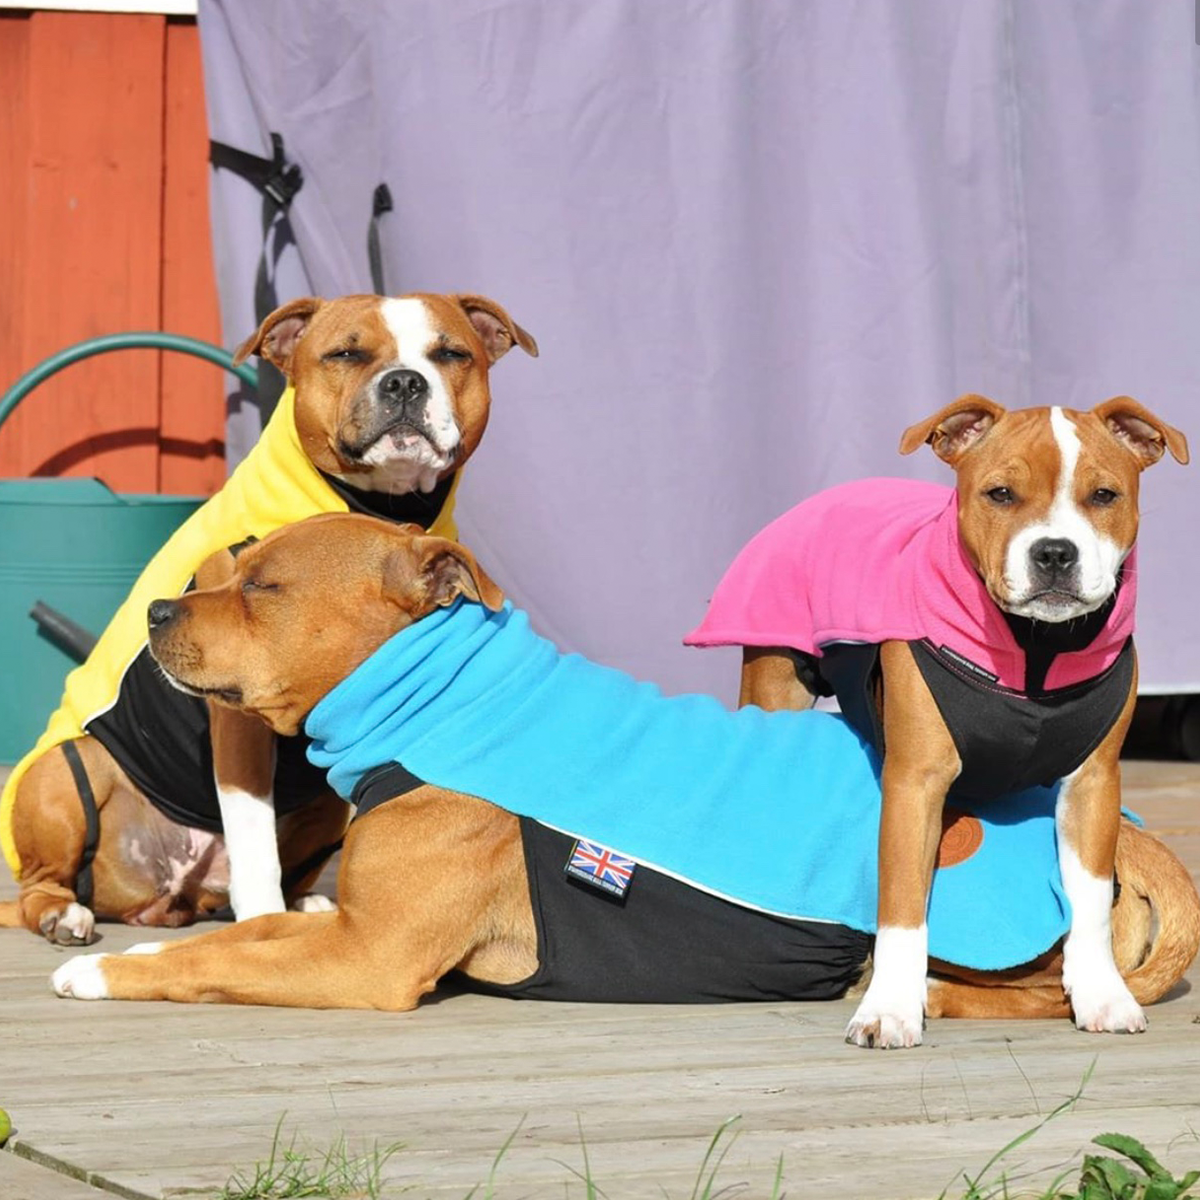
30,601,99,664
0,332,259,432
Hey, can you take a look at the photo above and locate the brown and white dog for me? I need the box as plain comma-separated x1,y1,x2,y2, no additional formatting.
48,516,1199,1016
725,397,1190,1047
0,292,536,944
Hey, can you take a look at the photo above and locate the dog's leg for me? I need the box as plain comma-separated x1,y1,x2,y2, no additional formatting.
210,703,286,920
738,647,819,711
6,741,110,944
927,978,1071,1019
192,548,288,921
52,786,536,1009
1056,673,1146,1033
846,642,961,1049
123,910,330,958
278,789,351,913
51,911,372,1006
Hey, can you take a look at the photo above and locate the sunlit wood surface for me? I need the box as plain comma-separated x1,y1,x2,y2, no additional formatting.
1,761,1197,1199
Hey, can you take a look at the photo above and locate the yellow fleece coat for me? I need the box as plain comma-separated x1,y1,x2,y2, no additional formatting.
1,388,458,874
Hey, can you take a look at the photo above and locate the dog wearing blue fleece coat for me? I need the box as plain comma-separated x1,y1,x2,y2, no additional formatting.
51,516,1200,1024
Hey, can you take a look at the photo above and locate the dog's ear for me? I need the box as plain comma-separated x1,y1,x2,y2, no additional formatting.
899,395,1007,463
383,536,505,614
1091,397,1189,468
454,294,539,364
233,297,324,373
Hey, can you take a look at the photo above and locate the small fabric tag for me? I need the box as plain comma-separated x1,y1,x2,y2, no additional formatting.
938,645,1000,684
565,839,636,899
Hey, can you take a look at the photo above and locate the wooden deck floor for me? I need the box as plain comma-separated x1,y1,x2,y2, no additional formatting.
2,761,1198,1199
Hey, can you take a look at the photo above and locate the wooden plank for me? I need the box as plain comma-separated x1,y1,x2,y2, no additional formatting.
1,762,1198,1199
0,13,30,408
0,1149,119,1200
158,17,225,498
1,12,166,492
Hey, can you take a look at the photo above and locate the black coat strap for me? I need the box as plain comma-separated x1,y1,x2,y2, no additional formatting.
61,741,99,911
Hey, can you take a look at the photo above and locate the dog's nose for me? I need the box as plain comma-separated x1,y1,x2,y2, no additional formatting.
377,369,429,406
1029,537,1079,573
147,599,180,631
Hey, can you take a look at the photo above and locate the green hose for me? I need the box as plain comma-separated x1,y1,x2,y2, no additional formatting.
0,332,257,431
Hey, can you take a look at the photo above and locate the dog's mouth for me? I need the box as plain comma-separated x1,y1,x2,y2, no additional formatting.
153,659,244,706
334,415,459,495
340,418,456,466
1000,586,1107,623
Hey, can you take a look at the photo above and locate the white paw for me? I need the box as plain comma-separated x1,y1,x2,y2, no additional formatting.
845,997,925,1049
847,925,928,1048
290,893,336,914
124,941,165,956
1069,980,1147,1033
40,901,96,945
52,954,111,1000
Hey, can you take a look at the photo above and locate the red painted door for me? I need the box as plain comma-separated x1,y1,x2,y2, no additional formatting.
0,10,225,497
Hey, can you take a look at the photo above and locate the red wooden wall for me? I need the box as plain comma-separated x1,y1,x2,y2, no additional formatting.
0,10,225,497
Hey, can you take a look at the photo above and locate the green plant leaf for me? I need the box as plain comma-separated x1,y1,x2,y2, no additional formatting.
1079,1151,1135,1197
1093,1133,1172,1181
1144,1182,1186,1200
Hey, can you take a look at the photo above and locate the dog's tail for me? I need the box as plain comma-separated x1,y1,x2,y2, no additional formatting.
1115,820,1200,1005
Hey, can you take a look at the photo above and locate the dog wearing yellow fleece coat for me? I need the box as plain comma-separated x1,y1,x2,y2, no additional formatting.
0,292,537,943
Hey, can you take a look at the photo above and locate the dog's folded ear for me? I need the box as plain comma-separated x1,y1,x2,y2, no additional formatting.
1092,397,1190,468
454,294,539,363
233,297,324,373
899,394,1007,463
383,536,505,615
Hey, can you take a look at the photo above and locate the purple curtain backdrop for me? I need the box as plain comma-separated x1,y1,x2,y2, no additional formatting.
198,0,1200,701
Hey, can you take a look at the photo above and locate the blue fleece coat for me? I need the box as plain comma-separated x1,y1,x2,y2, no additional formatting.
306,600,1072,971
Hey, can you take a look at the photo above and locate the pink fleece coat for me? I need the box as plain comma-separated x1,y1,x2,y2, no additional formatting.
685,479,1135,695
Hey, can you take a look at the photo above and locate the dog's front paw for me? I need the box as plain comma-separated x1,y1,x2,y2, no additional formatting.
1063,952,1147,1034
52,954,111,1000
39,901,96,946
1069,981,1147,1034
290,893,336,914
845,998,925,1049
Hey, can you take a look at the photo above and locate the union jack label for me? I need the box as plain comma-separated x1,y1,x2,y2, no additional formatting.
565,839,636,899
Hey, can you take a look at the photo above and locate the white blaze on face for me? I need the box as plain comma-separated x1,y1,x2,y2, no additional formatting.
356,297,462,494
1003,407,1125,621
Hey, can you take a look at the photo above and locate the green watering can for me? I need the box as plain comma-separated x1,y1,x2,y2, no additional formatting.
0,334,255,763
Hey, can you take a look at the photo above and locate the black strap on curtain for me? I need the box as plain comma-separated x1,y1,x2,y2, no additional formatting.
368,183,394,296
209,132,304,415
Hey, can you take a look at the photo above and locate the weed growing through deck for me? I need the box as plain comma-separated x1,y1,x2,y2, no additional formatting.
940,1062,1200,1200
216,1113,403,1200
217,1088,1198,1199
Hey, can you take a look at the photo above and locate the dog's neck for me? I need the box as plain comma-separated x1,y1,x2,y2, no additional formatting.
1000,570,1124,696
318,469,458,528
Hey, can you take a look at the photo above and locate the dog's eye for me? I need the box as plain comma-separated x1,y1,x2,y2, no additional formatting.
1090,487,1119,507
985,486,1016,506
241,579,279,595
322,348,368,364
430,345,471,364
